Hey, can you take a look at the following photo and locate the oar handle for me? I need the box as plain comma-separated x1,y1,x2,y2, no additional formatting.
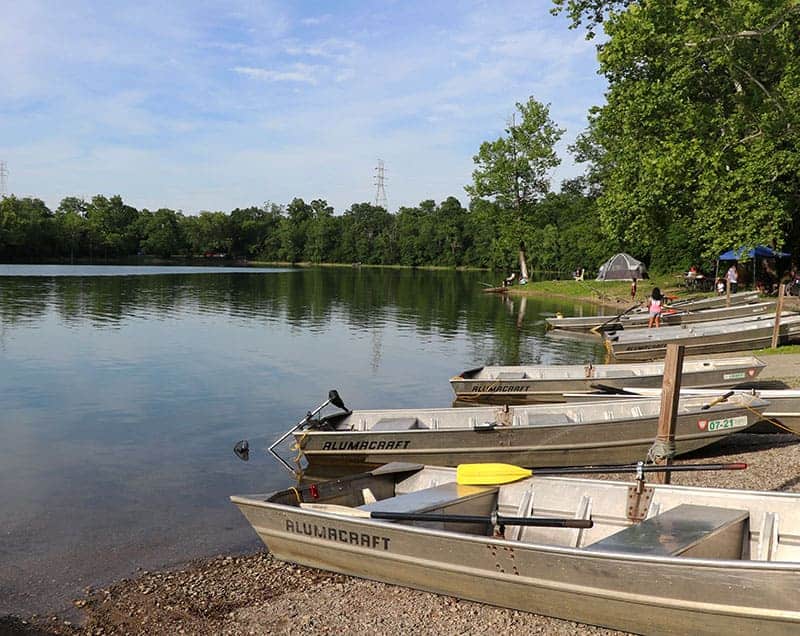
701,390,735,410
533,462,747,476
370,511,592,528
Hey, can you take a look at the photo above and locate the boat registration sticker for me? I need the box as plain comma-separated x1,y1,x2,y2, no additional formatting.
722,372,746,380
697,416,748,432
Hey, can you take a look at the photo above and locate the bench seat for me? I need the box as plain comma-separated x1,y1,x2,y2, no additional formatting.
585,504,749,559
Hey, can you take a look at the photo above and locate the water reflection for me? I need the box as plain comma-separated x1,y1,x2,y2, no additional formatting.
0,265,604,618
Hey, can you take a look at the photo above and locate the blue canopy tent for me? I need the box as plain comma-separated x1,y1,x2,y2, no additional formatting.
718,246,791,261
715,246,792,290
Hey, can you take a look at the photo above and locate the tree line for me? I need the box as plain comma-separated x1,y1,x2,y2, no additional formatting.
0,186,608,274
4,1,798,275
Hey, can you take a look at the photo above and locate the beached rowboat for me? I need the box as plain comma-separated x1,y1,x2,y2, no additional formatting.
605,313,800,361
285,393,766,471
545,291,761,332
562,387,800,432
546,300,776,332
450,356,765,404
232,462,800,634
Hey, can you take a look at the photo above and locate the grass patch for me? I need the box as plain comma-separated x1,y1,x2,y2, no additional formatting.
509,273,696,305
753,344,800,356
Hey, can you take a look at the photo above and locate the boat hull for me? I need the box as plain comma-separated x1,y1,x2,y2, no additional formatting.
546,292,762,332
450,357,766,405
232,472,800,635
563,388,800,432
294,398,763,470
606,315,800,361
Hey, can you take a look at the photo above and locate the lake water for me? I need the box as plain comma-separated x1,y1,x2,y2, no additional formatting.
0,265,604,618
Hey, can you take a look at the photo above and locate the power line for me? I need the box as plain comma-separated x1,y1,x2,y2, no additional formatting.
373,159,388,210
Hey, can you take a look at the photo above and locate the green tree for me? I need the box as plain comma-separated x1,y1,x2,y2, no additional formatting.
54,197,89,262
86,195,139,258
305,199,338,263
465,97,565,278
556,0,800,265
138,208,184,258
0,196,55,259
279,198,313,262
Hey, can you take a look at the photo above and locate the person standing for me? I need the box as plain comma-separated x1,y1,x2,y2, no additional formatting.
647,287,663,328
726,263,739,293
630,277,637,300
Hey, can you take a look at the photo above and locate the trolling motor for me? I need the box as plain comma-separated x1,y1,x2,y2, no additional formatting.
233,390,349,476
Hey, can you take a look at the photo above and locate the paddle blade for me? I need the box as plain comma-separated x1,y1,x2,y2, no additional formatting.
457,463,533,485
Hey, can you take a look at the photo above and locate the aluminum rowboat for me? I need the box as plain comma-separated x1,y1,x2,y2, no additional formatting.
450,356,765,405
605,313,800,361
289,394,766,470
563,387,800,432
231,463,800,635
546,300,776,332
546,292,758,331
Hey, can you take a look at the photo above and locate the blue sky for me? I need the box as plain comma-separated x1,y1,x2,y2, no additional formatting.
0,1,605,214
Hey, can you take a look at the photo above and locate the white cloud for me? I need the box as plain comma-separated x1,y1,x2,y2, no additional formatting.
300,15,331,26
0,0,606,214
233,64,320,84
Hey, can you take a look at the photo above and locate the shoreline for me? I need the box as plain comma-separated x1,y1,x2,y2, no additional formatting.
6,293,800,635
7,431,798,636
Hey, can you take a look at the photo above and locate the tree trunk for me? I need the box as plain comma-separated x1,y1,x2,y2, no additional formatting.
518,244,529,280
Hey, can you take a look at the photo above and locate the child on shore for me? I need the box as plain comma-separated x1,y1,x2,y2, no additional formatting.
648,287,663,328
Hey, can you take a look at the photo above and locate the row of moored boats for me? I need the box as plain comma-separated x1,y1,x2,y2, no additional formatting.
231,290,800,634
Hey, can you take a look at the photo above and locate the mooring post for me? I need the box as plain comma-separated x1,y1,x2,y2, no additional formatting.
771,283,786,349
653,344,685,484
726,278,731,307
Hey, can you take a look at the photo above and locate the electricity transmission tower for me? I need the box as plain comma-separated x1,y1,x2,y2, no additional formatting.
0,161,7,197
373,159,388,210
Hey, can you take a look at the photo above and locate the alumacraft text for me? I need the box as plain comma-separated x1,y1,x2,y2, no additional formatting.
286,519,391,550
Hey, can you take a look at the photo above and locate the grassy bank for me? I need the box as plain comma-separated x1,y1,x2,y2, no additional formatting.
506,274,687,307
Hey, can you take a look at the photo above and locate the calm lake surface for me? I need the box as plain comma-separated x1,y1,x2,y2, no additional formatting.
0,265,604,617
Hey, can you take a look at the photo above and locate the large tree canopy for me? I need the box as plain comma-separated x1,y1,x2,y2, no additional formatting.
557,0,800,268
465,97,565,277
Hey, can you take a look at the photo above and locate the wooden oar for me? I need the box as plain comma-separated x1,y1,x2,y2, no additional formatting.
700,390,734,410
299,503,591,528
457,462,747,485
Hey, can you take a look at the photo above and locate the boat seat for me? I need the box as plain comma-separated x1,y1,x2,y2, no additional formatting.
497,371,527,380
585,504,749,558
371,417,428,431
526,412,573,426
358,482,498,535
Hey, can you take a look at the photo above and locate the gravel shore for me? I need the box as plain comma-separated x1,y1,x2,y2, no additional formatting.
8,349,800,636
6,428,798,636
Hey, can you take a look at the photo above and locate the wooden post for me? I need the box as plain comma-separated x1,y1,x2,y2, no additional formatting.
652,344,685,484
726,278,731,307
771,283,786,349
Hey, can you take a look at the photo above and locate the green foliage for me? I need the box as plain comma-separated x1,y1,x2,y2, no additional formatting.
138,208,184,258
0,196,56,258
466,97,566,275
564,0,800,264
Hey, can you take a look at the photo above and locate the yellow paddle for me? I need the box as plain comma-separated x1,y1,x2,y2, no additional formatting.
456,461,748,485
457,463,532,485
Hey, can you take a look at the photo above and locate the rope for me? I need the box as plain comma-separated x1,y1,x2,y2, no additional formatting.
739,401,800,436
290,429,309,481
289,487,303,503
646,439,677,464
